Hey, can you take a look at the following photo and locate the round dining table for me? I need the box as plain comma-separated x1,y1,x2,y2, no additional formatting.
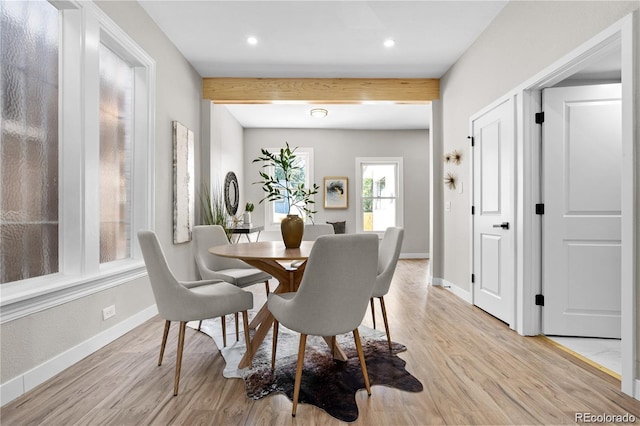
209,240,348,368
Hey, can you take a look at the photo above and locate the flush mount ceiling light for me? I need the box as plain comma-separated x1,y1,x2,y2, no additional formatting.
247,36,258,45
384,39,395,48
310,108,328,118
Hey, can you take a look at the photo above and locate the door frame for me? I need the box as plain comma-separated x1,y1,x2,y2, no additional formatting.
517,14,636,397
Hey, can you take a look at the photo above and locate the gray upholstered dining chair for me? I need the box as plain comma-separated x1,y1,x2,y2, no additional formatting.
193,225,271,346
288,223,336,269
137,230,253,396
370,227,404,350
302,223,334,240
268,233,379,417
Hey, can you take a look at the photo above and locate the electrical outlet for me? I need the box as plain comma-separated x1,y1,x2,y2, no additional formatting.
102,305,116,321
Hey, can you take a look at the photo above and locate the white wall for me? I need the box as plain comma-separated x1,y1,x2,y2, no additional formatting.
440,0,638,291
211,104,245,189
1,0,203,403
243,128,430,256
200,102,246,221
438,0,639,385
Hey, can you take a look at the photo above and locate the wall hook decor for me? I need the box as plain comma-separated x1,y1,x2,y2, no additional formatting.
443,152,452,163
444,172,457,190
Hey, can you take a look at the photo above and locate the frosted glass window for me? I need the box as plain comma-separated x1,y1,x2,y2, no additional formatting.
1,0,59,283
99,44,132,263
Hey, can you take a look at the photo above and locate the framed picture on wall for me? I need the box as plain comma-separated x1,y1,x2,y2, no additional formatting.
173,121,195,244
324,177,348,209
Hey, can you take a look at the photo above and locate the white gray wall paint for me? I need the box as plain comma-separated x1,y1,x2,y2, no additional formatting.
440,0,638,291
200,102,246,222
243,128,430,256
211,104,245,190
429,100,444,280
1,0,202,392
439,0,639,380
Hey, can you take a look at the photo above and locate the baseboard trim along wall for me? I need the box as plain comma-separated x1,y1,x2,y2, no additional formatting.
432,277,472,304
400,253,429,259
0,305,158,407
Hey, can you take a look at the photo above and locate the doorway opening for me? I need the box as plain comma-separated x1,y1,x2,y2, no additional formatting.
540,78,622,377
520,15,635,396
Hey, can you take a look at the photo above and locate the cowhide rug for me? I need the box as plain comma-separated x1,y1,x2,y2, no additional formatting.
190,317,423,422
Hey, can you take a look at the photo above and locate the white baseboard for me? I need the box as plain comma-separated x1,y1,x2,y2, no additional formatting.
635,378,640,401
400,252,429,259
431,277,444,286
434,277,472,304
0,305,158,407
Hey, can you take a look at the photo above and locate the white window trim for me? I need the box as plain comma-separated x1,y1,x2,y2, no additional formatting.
0,1,156,324
355,157,404,235
263,147,315,232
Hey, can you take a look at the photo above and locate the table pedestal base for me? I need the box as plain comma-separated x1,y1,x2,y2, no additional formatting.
237,259,347,369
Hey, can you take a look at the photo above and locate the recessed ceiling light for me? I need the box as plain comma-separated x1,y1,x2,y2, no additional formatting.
310,108,328,118
247,36,258,46
384,39,395,48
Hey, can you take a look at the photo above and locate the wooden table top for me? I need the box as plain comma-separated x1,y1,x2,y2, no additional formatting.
209,241,314,260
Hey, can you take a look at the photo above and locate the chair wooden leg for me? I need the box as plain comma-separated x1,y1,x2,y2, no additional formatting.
235,312,240,342
242,310,252,369
197,320,202,332
370,298,376,329
379,297,392,351
221,315,227,348
264,280,270,295
271,320,279,370
292,334,307,417
353,328,371,396
159,320,171,366
330,336,337,358
174,321,187,396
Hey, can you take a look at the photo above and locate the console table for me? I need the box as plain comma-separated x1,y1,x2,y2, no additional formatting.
230,224,263,243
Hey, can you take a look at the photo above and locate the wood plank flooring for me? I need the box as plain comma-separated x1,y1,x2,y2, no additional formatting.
2,259,639,425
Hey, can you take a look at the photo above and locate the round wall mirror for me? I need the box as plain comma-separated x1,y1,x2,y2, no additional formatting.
224,171,239,215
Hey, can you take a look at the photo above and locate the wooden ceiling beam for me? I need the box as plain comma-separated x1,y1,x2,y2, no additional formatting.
202,78,439,104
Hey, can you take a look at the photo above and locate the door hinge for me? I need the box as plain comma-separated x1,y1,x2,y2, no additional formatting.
471,274,475,284
535,203,544,215
535,294,545,306
535,112,545,124
471,205,475,215
468,135,475,146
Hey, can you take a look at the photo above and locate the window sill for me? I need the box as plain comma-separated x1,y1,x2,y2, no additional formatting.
0,261,148,324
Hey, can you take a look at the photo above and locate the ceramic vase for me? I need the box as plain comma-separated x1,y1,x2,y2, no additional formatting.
243,212,251,225
281,214,304,248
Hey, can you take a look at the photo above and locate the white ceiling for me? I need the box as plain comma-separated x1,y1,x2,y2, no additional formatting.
224,103,432,130
138,1,509,130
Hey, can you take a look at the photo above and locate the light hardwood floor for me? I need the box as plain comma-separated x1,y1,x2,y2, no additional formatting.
2,260,639,425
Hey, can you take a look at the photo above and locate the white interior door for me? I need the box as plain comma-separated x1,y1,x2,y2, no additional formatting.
472,98,515,325
542,84,621,338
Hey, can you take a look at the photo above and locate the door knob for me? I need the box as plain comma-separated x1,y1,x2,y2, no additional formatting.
492,222,509,230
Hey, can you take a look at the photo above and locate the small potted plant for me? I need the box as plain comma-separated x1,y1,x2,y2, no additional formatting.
253,142,319,248
243,202,254,225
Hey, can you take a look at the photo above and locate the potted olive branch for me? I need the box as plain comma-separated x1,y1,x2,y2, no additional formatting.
252,142,319,248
